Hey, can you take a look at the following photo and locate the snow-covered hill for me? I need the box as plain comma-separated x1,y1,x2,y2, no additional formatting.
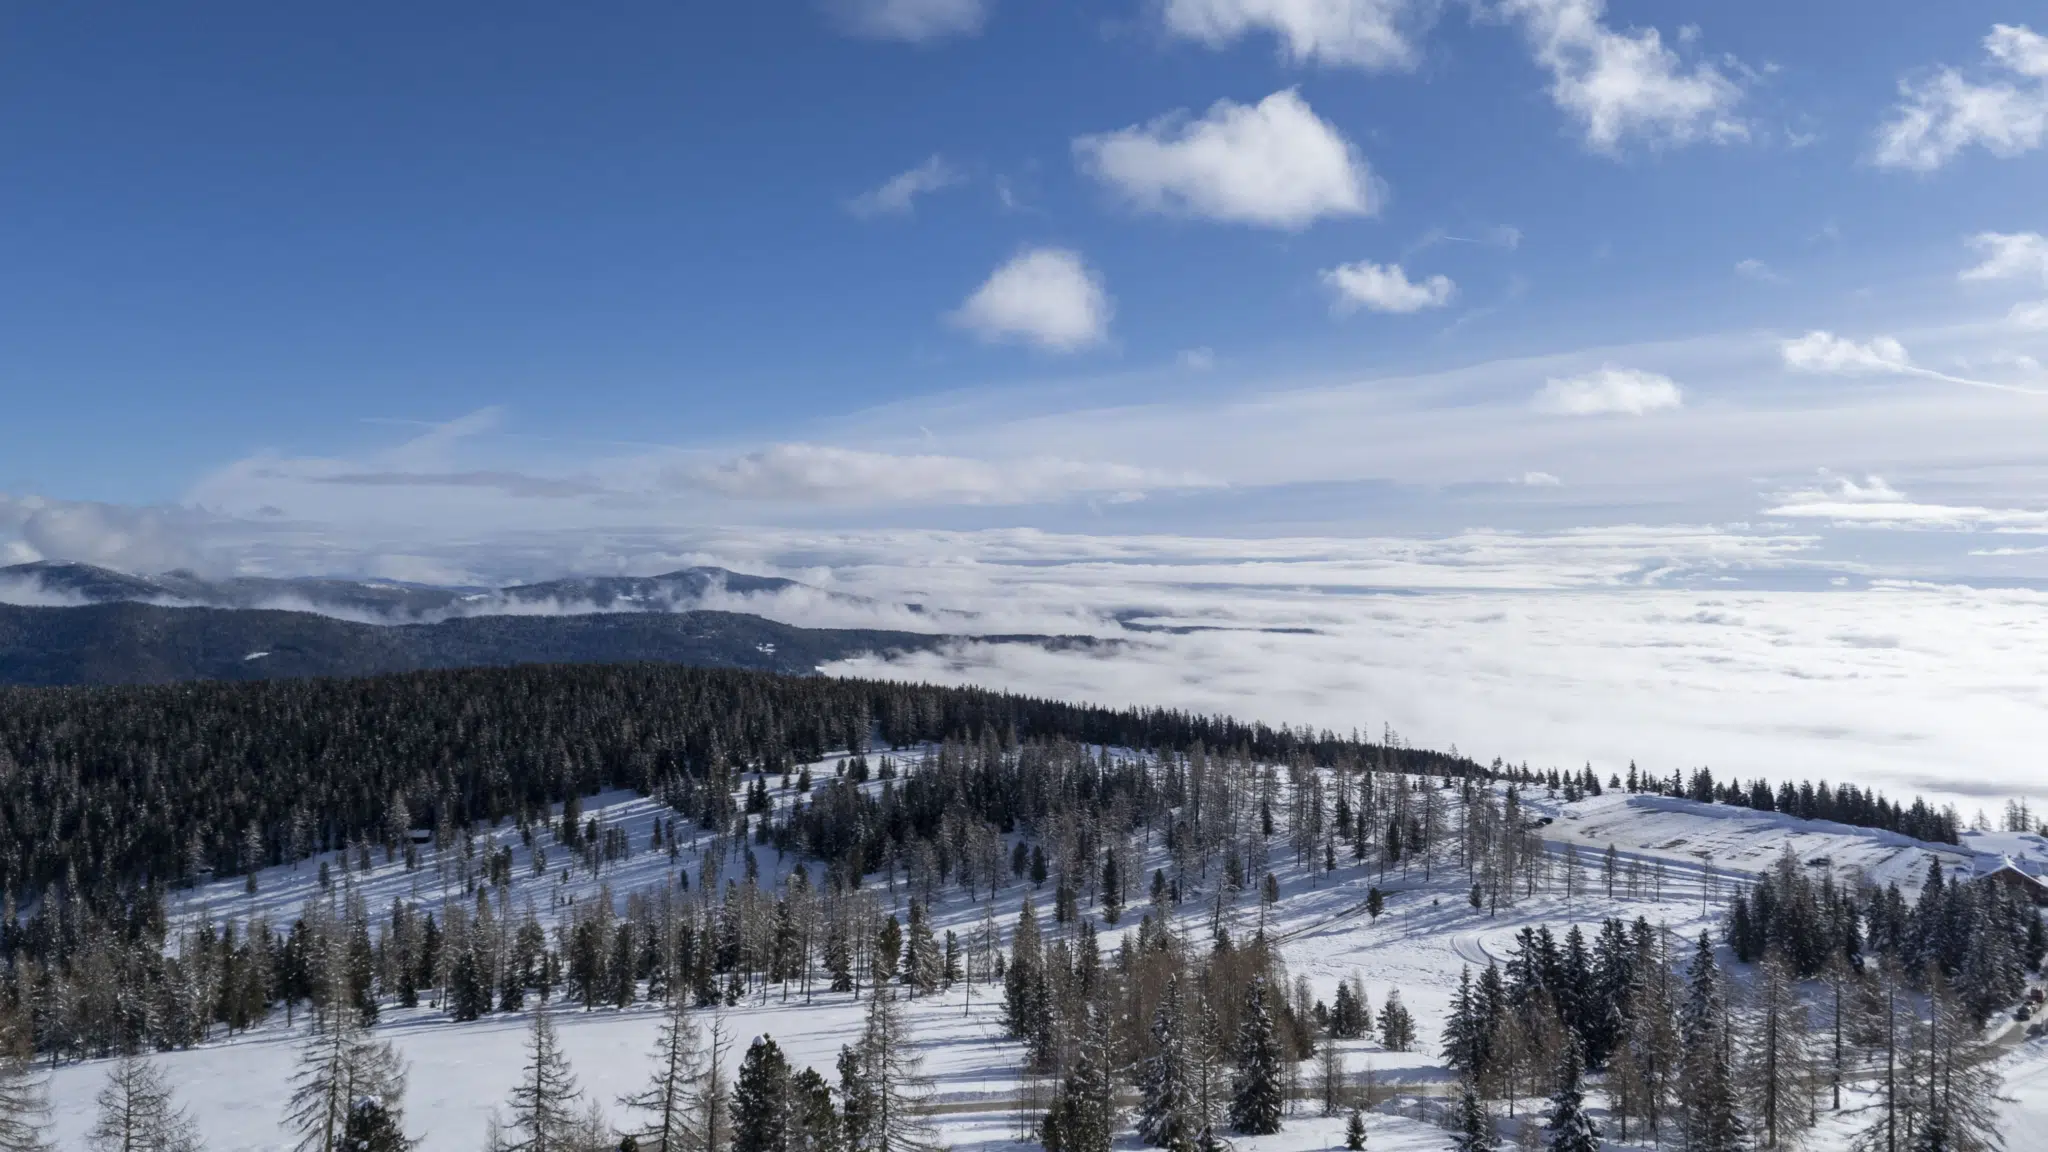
37,754,2048,1152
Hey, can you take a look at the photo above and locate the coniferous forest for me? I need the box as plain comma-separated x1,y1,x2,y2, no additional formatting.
0,661,2030,1152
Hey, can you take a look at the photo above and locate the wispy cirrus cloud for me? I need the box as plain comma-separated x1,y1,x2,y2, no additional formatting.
1073,89,1380,229
827,0,989,42
846,156,962,218
671,444,1213,506
1781,330,2048,395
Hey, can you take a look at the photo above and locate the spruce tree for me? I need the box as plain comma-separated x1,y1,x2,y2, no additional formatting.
1543,1040,1599,1152
733,1036,792,1152
1138,976,1195,1151
1346,1109,1368,1152
1678,935,1746,1152
786,1069,838,1152
341,1099,412,1152
1451,1083,1495,1152
901,904,940,997
1228,977,1284,1135
1377,991,1415,1052
88,1054,200,1152
1043,1008,1113,1152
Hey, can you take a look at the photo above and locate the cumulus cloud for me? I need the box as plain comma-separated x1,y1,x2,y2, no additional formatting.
847,156,962,217
1161,0,1433,72
1532,367,1684,415
1873,24,2048,171
828,0,989,42
1780,331,1914,375
2012,300,2048,329
1499,0,1746,154
950,248,1111,351
673,444,1211,506
1073,89,1379,229
1961,231,2048,283
1321,260,1455,314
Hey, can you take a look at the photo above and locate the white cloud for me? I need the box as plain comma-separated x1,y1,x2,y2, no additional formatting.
1735,258,1785,283
1161,0,1431,72
1514,471,1564,486
1961,231,2048,283
1178,347,1218,371
676,444,1210,506
847,156,961,217
1500,0,1746,154
1533,367,1684,415
0,494,215,574
1873,24,2048,171
1781,330,1914,375
829,0,989,42
949,248,1111,351
1073,89,1379,229
1321,260,1455,314
2012,300,2048,329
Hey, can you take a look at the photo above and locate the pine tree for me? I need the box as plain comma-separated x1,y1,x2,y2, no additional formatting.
1138,976,1196,1152
1228,977,1284,1135
489,1009,585,1152
619,997,703,1152
733,1036,792,1152
1346,1109,1368,1152
88,1054,200,1152
1451,1082,1495,1152
1543,1040,1599,1152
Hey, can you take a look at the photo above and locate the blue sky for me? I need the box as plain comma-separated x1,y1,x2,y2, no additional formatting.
5,1,2048,796
2,0,2046,578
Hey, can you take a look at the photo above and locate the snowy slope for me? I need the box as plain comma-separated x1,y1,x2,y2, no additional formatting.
1532,790,1977,893
39,760,2038,1152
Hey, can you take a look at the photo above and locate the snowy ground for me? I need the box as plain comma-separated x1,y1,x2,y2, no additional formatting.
38,754,2048,1151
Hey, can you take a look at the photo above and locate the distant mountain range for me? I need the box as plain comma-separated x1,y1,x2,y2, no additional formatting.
0,560,870,621
0,562,1069,688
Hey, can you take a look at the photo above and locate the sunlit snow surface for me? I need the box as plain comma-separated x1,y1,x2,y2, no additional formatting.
40,755,2048,1151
